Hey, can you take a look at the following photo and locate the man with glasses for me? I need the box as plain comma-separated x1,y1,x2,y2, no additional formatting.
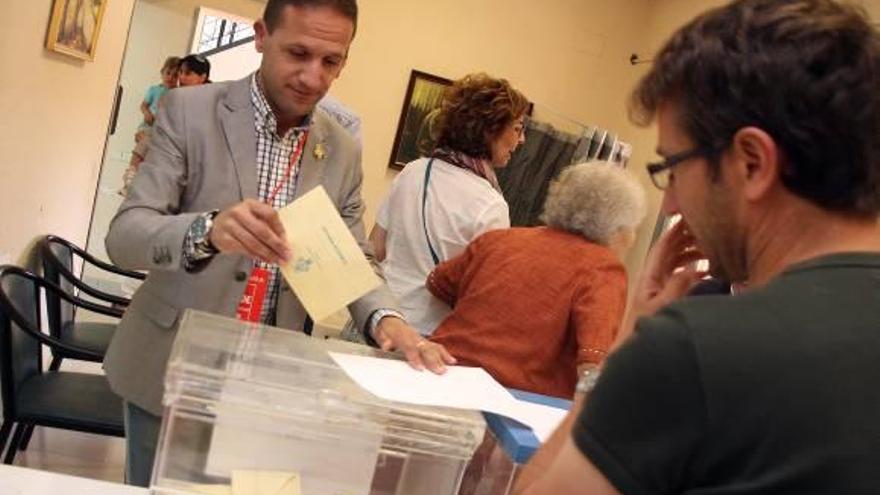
514,0,880,493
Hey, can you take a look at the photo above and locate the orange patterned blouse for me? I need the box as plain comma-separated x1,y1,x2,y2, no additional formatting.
428,227,627,398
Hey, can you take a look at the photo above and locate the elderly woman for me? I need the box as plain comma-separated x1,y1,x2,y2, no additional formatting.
426,163,646,398
371,73,529,335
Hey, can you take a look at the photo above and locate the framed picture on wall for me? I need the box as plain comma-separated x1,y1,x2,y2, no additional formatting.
46,0,109,61
388,70,453,170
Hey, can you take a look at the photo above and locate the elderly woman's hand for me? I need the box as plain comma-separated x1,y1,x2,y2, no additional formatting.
372,316,457,374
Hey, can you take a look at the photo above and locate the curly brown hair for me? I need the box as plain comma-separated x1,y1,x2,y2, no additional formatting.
434,73,528,159
631,0,880,216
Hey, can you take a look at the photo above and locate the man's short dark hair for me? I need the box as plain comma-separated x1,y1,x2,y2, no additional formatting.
263,0,358,37
632,0,880,216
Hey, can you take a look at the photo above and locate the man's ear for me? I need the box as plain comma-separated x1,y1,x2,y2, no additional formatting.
254,19,268,53
730,126,781,201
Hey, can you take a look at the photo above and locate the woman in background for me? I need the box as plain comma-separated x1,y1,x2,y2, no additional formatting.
121,55,212,198
427,163,646,398
371,73,529,335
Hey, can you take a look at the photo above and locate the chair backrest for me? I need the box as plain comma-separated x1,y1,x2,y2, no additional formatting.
41,237,76,339
0,266,43,419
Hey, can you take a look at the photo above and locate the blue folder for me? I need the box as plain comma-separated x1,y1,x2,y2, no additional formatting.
482,389,572,464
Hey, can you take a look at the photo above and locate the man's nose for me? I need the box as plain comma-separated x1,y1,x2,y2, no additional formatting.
298,61,326,90
661,189,680,216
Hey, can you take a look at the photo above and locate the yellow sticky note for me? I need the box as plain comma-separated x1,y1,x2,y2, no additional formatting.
231,470,302,495
277,186,381,321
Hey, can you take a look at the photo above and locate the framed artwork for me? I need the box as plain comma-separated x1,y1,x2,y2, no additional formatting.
388,70,453,170
46,0,109,61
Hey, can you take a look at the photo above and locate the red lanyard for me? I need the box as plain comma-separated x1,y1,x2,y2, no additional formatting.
266,130,309,205
237,130,309,323
236,267,271,322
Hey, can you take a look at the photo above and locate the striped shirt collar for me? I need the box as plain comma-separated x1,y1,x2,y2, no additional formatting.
250,72,311,139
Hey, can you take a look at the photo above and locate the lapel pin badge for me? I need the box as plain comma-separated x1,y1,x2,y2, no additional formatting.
313,142,326,161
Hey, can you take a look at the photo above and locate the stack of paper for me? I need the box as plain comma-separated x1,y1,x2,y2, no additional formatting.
328,353,568,442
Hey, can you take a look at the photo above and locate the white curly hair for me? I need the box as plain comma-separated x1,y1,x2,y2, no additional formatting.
540,162,646,245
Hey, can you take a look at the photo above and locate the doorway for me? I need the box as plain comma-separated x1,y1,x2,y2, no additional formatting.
83,0,264,294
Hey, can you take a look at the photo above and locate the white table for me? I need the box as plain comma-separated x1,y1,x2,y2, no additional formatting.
0,465,148,494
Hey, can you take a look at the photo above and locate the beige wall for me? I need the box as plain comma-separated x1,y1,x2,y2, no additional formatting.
0,0,136,265
0,0,763,276
619,0,880,275
620,0,730,274
8,0,877,277
327,0,664,275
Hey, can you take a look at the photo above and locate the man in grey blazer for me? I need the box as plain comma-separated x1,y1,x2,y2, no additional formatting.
104,0,455,486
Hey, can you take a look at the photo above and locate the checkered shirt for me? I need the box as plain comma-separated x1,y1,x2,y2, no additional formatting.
250,73,309,324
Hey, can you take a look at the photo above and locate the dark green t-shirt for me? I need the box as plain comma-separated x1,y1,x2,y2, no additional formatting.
574,253,880,494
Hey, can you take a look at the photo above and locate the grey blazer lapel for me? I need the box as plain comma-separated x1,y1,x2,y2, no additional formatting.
220,77,258,199
297,111,328,198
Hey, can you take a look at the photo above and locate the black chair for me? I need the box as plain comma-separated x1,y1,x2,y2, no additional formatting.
0,265,124,464
39,235,144,371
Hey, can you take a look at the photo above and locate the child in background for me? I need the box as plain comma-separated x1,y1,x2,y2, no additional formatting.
120,55,211,197
120,56,180,196
136,56,180,143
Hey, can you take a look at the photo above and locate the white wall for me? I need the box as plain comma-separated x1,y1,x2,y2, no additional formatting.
106,0,265,170
207,40,261,82
0,0,136,266
87,0,266,264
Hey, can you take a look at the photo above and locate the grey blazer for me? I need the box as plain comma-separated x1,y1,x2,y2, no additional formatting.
104,76,397,416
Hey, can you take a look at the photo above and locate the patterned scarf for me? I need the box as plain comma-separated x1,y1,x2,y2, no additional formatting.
431,148,501,192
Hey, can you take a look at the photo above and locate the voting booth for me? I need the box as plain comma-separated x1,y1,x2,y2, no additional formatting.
151,310,486,495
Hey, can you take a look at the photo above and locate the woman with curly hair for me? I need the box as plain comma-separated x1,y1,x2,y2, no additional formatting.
427,163,646,398
371,73,529,335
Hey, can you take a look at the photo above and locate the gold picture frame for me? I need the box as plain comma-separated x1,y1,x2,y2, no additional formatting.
388,70,453,170
46,0,109,61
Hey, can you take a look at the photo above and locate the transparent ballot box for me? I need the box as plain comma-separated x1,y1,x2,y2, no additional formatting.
152,310,486,495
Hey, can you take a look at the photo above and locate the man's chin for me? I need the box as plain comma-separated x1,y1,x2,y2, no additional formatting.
282,103,316,120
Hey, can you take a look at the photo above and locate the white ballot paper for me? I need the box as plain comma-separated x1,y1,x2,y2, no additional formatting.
328,352,568,442
277,187,381,321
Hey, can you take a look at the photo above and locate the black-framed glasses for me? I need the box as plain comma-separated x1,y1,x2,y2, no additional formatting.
646,147,713,190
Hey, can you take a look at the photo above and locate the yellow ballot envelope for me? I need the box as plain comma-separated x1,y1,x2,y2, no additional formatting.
277,186,382,322
232,470,302,495
188,485,232,495
185,470,301,495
